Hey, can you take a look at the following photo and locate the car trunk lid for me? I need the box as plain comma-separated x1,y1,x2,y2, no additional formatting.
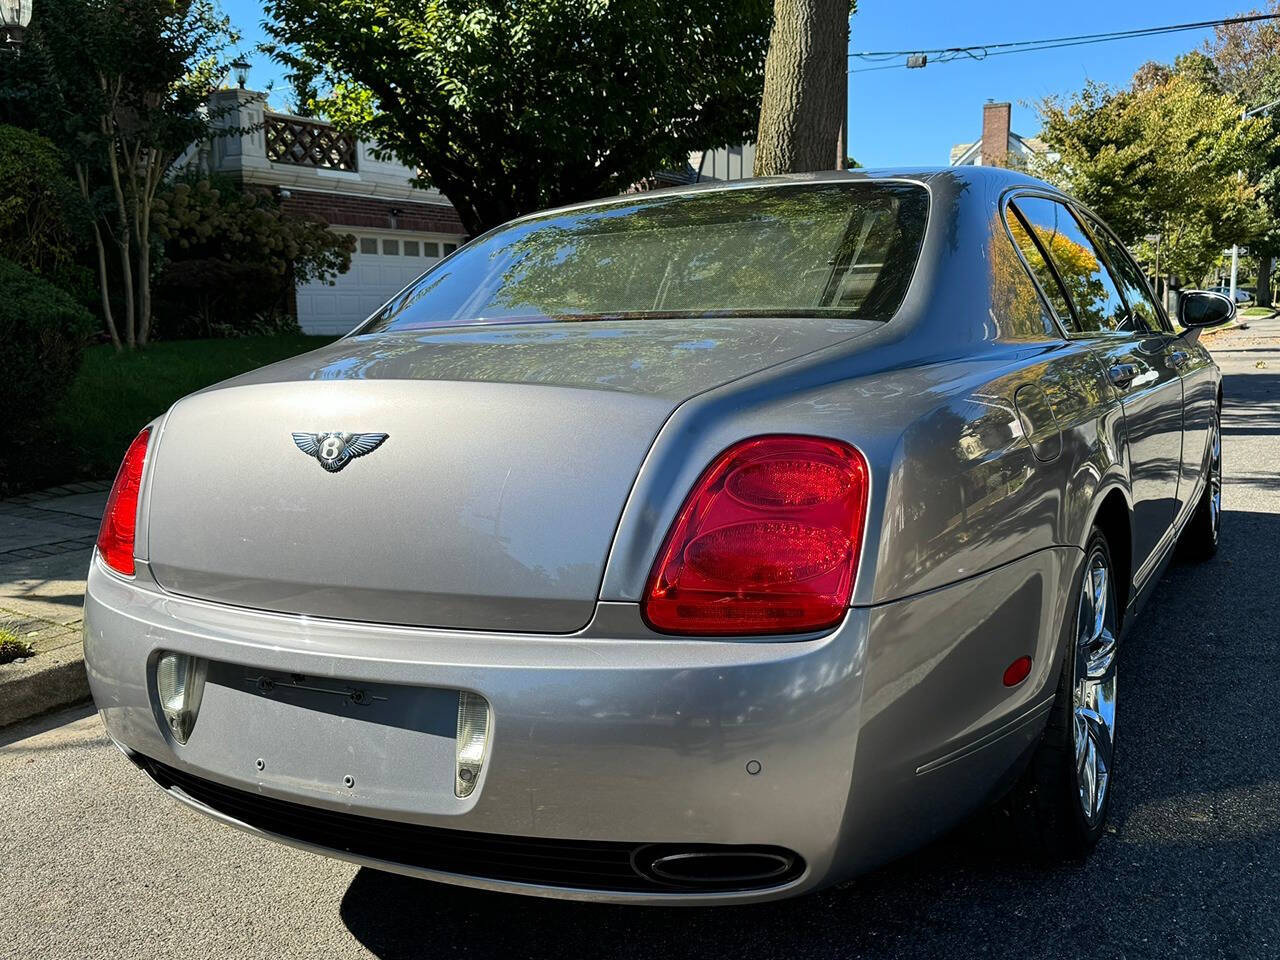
144,318,877,632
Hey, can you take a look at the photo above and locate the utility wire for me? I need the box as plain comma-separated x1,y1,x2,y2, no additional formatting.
849,12,1280,73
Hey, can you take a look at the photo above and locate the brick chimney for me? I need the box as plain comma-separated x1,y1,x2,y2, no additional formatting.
980,101,1011,167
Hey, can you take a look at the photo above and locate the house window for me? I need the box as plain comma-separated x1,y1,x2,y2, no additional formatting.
382,239,400,255
403,240,420,257
424,242,440,258
359,238,378,255
443,242,458,254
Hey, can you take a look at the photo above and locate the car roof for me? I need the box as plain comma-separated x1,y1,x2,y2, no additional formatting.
503,166,1055,229
644,165,1048,194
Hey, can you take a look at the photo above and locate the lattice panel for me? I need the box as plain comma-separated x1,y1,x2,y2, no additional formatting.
265,114,358,171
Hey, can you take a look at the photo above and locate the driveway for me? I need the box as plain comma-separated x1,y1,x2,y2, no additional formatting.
2,320,1279,959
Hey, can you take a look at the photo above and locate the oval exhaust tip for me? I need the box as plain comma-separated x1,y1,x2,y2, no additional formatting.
644,850,795,886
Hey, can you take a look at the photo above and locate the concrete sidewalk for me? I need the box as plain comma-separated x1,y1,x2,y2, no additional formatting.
0,482,108,726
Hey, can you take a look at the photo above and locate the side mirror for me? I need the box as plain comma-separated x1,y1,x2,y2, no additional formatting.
1179,290,1236,330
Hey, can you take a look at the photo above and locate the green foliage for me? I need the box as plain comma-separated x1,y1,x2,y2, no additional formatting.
0,335,331,497
152,260,295,339
153,178,353,285
1037,70,1277,284
263,0,772,233
150,176,353,338
283,58,323,118
1207,5,1280,262
0,124,89,282
29,0,242,347
33,0,236,174
0,259,95,438
1208,3,1280,104
0,630,35,665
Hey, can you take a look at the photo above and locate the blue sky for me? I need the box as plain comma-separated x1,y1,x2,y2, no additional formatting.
220,0,1241,168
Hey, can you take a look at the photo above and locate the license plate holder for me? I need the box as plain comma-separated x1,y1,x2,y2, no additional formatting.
177,661,460,817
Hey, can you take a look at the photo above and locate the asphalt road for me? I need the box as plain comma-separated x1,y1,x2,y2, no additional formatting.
4,318,1280,960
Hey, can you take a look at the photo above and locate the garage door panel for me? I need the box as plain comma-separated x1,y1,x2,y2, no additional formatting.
297,231,463,335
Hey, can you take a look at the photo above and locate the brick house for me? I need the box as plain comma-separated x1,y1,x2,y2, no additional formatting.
949,101,1053,169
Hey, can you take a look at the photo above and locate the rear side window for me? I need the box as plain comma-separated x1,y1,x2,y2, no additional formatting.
360,183,930,332
1011,197,1129,336
1004,207,1074,333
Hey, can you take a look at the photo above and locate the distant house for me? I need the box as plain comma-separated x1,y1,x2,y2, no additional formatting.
190,88,469,336
949,101,1053,169
628,144,757,192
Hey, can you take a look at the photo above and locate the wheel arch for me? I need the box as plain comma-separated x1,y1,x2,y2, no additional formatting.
1087,487,1133,621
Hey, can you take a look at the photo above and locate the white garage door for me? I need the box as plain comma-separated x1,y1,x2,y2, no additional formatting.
296,232,463,335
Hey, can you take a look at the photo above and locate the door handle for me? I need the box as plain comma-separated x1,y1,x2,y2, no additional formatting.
1169,350,1190,369
1108,363,1138,388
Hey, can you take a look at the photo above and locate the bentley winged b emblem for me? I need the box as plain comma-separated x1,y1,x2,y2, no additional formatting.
291,432,389,473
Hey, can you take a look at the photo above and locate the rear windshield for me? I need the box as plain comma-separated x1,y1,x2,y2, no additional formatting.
359,182,929,333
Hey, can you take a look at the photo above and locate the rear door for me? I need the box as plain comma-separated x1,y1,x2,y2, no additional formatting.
1082,216,1216,520
1008,195,1184,582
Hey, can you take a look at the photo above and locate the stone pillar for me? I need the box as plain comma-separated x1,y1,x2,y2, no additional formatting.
205,88,268,178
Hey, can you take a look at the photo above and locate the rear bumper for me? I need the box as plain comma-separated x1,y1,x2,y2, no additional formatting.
85,547,1078,904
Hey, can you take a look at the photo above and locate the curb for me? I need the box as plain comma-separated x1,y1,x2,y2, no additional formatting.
0,482,105,726
0,639,89,728
1201,318,1253,341
1198,307,1275,342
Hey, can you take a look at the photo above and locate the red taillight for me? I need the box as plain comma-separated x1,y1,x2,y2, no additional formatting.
642,435,870,636
96,427,151,575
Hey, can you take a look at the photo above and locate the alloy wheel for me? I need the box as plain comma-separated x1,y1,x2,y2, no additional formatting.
1073,546,1118,825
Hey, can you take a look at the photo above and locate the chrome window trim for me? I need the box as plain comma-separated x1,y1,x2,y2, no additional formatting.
1002,189,1148,344
997,188,1072,341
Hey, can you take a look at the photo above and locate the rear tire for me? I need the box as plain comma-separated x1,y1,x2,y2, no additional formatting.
1180,402,1222,562
1007,528,1119,859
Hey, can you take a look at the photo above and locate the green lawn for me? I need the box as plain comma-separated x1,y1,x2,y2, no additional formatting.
3,335,331,497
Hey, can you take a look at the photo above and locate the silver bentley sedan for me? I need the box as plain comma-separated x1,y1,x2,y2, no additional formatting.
86,168,1231,904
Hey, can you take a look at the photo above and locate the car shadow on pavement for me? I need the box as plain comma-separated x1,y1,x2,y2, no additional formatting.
1221,370,1280,439
341,508,1280,960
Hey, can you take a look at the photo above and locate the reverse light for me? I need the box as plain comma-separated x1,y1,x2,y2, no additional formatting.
642,435,870,636
156,651,206,744
97,427,151,575
455,691,490,798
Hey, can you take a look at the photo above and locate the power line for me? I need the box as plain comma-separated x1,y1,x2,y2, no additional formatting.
849,12,1280,73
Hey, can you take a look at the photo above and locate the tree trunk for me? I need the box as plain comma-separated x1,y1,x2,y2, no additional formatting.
103,131,136,346
89,225,122,351
835,10,849,170
114,232,136,348
753,0,849,176
76,164,122,351
1258,254,1272,308
98,74,137,347
135,159,155,346
136,235,152,346
133,149,169,346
